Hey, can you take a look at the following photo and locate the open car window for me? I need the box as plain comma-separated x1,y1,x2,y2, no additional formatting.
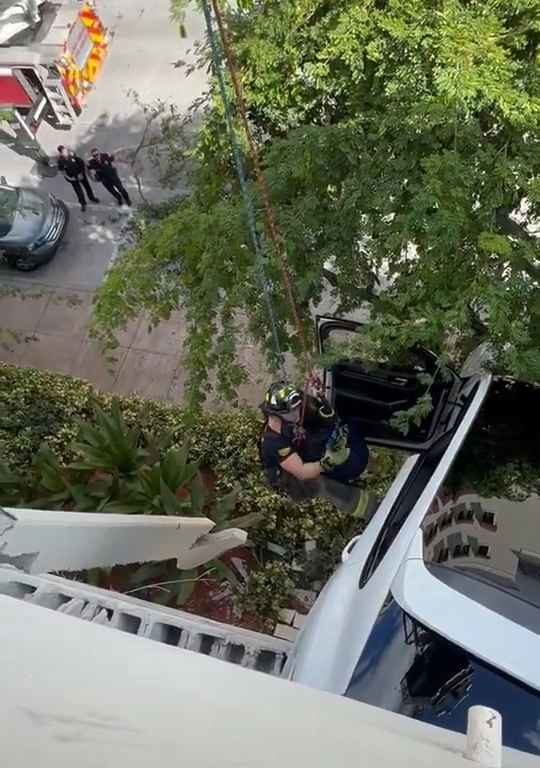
317,317,460,451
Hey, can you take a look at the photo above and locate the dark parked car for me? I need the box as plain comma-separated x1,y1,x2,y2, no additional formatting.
0,181,69,271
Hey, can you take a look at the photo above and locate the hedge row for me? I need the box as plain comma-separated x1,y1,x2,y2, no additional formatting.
0,364,403,574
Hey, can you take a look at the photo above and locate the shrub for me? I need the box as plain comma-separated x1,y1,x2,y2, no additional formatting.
0,364,403,623
235,562,295,627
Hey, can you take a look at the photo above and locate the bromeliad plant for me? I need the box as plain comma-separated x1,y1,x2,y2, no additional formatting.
70,401,147,475
0,399,264,611
0,400,254,529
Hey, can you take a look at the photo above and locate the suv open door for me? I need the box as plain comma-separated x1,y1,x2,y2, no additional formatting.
317,316,464,452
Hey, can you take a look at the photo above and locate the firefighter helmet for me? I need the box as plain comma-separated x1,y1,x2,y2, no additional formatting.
261,381,303,415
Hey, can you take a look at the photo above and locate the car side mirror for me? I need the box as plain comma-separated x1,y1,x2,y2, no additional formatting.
0,176,7,185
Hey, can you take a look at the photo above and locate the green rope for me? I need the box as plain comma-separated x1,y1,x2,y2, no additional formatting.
201,0,285,376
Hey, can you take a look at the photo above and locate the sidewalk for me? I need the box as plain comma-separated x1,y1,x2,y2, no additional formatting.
0,288,265,406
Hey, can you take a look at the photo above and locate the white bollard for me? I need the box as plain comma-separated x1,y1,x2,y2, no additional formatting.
465,706,502,768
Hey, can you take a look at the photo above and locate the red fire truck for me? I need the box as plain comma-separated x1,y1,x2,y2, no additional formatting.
0,1,108,149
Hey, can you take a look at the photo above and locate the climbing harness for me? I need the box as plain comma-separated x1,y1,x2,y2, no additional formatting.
258,389,334,493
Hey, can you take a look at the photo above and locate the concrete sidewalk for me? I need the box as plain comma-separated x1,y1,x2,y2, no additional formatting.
0,287,265,405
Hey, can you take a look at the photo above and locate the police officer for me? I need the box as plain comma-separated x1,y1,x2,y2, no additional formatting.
87,148,131,207
259,382,371,515
57,146,99,212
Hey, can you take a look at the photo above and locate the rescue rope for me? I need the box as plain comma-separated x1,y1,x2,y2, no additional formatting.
200,0,285,376
202,0,314,384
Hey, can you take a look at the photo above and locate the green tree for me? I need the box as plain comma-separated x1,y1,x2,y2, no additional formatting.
92,0,540,410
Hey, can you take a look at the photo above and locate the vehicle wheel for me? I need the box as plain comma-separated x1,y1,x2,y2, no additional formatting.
10,255,38,272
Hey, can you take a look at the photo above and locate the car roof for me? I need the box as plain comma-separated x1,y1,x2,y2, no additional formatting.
387,376,540,691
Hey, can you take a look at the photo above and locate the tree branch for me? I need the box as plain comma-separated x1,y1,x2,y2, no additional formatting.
322,267,338,287
495,207,540,281
495,207,533,242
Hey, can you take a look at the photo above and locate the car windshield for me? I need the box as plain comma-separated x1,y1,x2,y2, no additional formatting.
421,377,540,627
0,187,18,237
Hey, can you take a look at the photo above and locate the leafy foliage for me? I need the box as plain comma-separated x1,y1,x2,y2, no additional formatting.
0,464,24,505
29,445,73,508
92,0,540,411
0,364,403,622
234,561,294,626
70,401,147,475
389,393,433,436
0,390,242,521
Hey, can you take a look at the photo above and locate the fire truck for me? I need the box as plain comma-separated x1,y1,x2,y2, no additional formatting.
0,0,108,150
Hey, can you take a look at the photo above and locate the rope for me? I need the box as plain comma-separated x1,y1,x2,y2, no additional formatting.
201,0,285,376
205,0,313,375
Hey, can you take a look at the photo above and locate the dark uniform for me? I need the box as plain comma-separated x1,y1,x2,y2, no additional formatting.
58,153,98,209
260,393,370,508
260,424,321,501
87,152,131,206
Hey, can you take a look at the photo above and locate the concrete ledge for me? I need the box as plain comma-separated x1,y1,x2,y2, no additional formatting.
0,566,290,676
0,507,213,573
177,529,248,569
0,591,533,768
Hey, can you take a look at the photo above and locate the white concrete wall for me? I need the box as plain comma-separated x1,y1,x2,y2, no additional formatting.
0,594,535,768
0,507,244,573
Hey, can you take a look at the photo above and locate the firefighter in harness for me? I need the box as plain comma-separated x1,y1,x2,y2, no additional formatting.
259,382,372,517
